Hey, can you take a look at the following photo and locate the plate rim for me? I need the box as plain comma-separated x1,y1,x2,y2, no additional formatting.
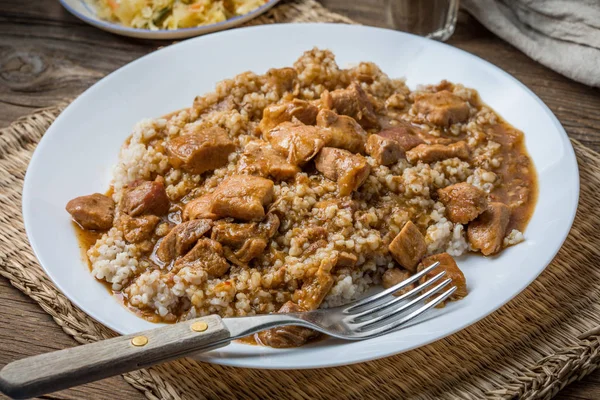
22,23,580,369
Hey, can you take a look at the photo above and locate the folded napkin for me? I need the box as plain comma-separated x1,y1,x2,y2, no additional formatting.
462,0,600,87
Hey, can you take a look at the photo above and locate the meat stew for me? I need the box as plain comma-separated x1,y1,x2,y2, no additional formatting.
67,49,537,348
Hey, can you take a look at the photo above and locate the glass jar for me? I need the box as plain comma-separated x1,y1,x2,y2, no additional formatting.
386,0,460,41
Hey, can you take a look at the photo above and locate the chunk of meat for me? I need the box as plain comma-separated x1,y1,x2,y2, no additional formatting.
211,221,256,248
378,125,425,152
182,194,218,221
173,238,230,278
211,213,279,266
381,119,453,146
66,193,114,230
336,251,358,268
438,182,488,224
259,99,318,133
193,95,235,116
210,175,274,221
118,214,160,244
388,221,427,272
266,122,325,166
212,213,280,247
418,253,468,303
413,90,470,127
365,134,405,165
296,257,335,310
255,301,318,348
223,238,267,266
349,67,376,84
406,141,470,164
316,109,366,154
156,219,213,263
322,82,378,128
238,141,299,180
121,180,170,217
467,202,511,256
314,147,371,196
382,268,414,297
264,67,297,96
166,126,235,175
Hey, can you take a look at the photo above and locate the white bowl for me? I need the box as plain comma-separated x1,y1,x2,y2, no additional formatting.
59,0,280,39
22,23,579,369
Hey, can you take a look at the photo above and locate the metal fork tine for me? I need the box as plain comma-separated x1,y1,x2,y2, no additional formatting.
355,278,453,330
349,270,447,321
344,261,440,313
358,286,457,338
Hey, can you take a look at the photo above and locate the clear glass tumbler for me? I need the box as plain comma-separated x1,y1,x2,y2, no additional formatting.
386,0,460,41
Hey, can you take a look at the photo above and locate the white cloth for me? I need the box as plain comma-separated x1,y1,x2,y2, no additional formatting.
462,0,600,87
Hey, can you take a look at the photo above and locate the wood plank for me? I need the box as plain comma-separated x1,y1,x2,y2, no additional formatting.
557,377,600,400
1,315,228,399
0,278,144,400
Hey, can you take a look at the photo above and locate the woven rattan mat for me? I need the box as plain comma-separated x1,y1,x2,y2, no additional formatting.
2,1,600,399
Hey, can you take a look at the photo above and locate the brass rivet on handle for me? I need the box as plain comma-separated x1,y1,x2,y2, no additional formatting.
191,321,208,332
131,335,149,347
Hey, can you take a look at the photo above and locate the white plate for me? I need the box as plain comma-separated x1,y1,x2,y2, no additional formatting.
59,0,280,39
23,23,579,369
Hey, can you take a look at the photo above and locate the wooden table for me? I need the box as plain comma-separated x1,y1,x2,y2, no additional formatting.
1,1,599,399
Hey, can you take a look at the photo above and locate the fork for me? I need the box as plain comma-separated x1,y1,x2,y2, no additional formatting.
0,261,454,399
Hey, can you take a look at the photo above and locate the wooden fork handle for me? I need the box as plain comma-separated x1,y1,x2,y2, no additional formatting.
0,315,230,399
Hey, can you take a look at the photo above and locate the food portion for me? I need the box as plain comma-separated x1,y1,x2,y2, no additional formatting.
93,0,268,30
67,49,537,348
67,193,114,230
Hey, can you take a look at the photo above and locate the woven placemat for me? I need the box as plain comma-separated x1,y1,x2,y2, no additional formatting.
1,1,600,399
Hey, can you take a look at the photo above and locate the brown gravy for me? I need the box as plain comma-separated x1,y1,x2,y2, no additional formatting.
487,119,538,232
73,222,101,266
75,221,170,323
